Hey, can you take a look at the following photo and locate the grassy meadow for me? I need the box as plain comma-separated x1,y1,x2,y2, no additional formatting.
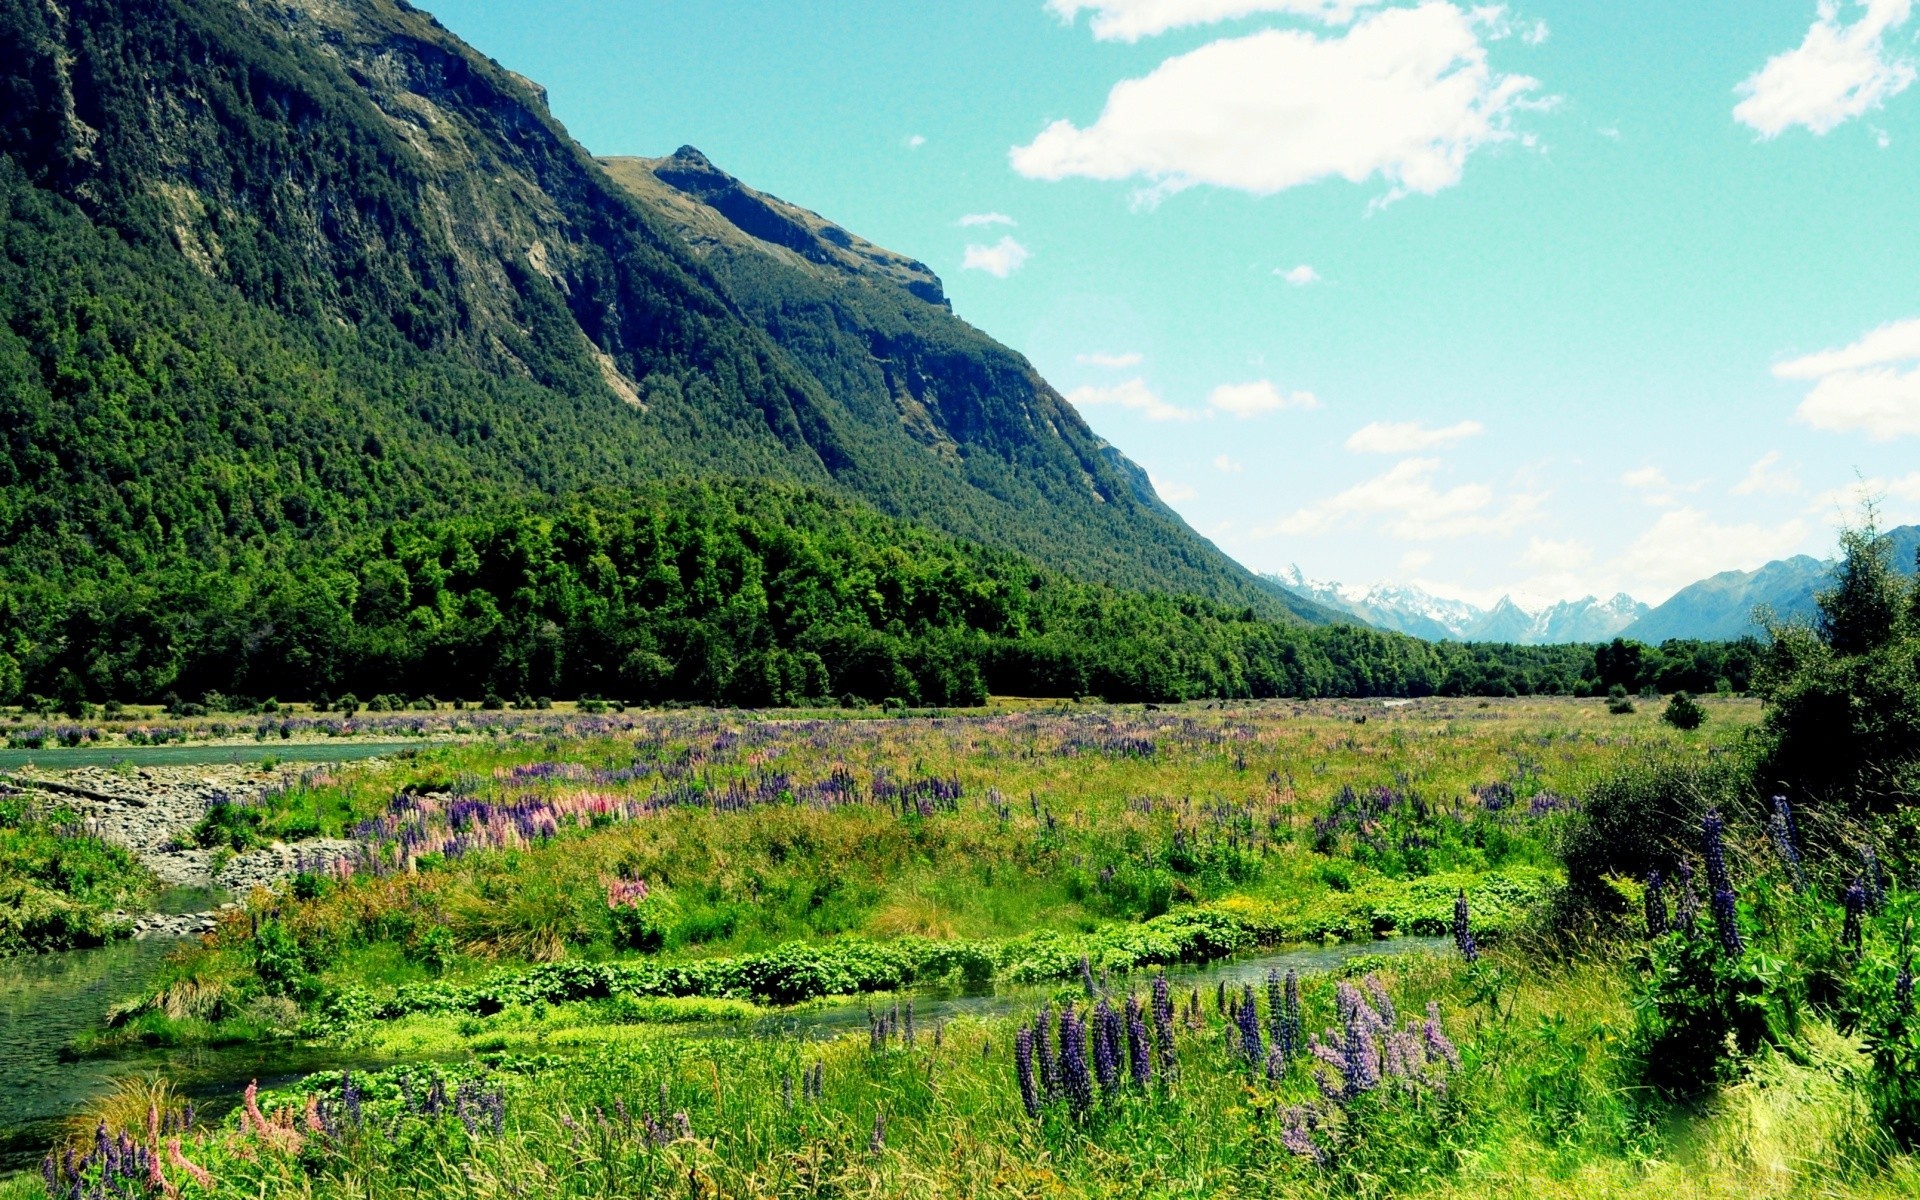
14,688,1920,1198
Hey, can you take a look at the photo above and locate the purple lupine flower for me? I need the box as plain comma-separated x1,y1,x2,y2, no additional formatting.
1125,993,1152,1088
1645,870,1669,938
1423,1002,1459,1070
1843,879,1867,951
1014,1028,1041,1118
1453,890,1480,963
1266,969,1285,1059
1702,810,1744,958
1035,1004,1059,1099
1151,973,1178,1077
1059,1004,1095,1115
1674,860,1700,936
1341,1005,1381,1099
1093,999,1123,1095
1284,969,1302,1059
1236,984,1264,1070
1862,847,1888,912
1768,796,1805,891
1364,976,1397,1029
1280,1106,1327,1165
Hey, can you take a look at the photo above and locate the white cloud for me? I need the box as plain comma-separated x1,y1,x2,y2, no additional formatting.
1621,465,1702,507
907,134,928,149
1010,5,1544,201
1213,454,1244,472
1270,457,1539,540
1044,0,1380,41
958,212,1017,227
1522,536,1592,572
1278,264,1321,285
1732,450,1802,496
1734,0,1916,137
1344,419,1483,453
1614,508,1809,592
1151,473,1198,502
1399,549,1435,572
1811,471,1920,516
1208,379,1320,417
1064,378,1194,421
1076,350,1145,367
961,236,1032,278
1775,316,1920,439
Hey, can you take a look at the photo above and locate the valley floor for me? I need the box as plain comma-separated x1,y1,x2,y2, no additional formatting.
7,696,1916,1198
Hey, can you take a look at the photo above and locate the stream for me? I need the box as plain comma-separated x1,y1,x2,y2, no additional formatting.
0,932,1444,1173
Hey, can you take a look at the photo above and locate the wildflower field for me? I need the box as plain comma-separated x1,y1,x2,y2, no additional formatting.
12,670,1920,1198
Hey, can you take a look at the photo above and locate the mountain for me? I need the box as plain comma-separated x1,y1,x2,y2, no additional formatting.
1622,525,1920,642
0,0,1317,644
1268,568,1648,645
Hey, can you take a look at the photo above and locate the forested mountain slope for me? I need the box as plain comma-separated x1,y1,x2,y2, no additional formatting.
0,0,1331,701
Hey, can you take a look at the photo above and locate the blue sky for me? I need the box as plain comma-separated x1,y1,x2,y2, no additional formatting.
426,0,1920,604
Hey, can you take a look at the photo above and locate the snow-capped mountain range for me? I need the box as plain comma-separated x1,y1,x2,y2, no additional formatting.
1268,567,1650,645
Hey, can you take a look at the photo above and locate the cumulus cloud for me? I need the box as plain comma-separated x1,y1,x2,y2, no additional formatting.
1064,378,1194,421
1076,350,1145,367
1208,380,1319,417
1522,536,1592,572
1734,0,1916,136
1213,454,1244,472
1775,316,1920,439
907,134,928,149
1278,264,1321,285
961,236,1032,277
1010,4,1543,201
958,212,1017,227
1044,0,1380,40
1732,450,1802,496
1810,471,1920,516
1622,466,1702,507
1344,419,1483,453
1615,508,1810,592
1270,457,1539,540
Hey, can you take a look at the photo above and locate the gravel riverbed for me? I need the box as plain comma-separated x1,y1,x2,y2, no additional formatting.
7,763,368,936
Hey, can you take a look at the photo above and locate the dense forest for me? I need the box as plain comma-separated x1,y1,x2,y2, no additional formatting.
0,480,1756,708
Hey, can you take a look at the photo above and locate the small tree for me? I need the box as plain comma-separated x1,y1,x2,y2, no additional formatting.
1663,691,1706,730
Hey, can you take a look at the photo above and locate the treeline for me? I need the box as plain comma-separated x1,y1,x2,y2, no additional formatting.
0,481,1754,709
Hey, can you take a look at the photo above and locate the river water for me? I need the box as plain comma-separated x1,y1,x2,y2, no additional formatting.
0,930,1443,1172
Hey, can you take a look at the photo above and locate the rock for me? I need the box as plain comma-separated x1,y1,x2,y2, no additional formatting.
11,761,370,927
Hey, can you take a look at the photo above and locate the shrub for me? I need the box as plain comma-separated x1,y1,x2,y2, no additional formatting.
1662,691,1706,730
192,798,264,851
1560,754,1742,913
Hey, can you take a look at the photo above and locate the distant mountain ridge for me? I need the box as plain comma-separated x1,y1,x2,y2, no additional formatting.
0,0,1330,624
1267,568,1649,645
1622,525,1920,642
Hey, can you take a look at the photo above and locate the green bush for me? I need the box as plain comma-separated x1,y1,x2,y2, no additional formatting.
1856,910,1920,1146
1634,925,1798,1096
1662,691,1706,730
192,798,264,851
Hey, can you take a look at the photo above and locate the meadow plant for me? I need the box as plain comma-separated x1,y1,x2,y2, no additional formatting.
1453,891,1478,963
1644,869,1669,938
